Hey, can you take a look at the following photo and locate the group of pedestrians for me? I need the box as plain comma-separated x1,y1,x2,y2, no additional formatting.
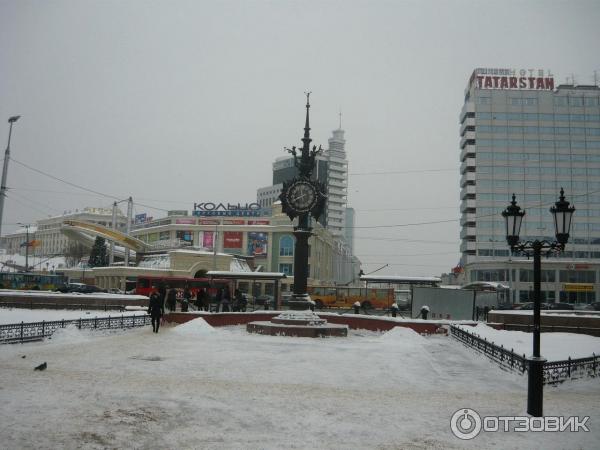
148,284,253,332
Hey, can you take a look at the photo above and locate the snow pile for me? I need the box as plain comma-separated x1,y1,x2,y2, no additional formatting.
456,323,600,360
171,318,215,337
47,324,91,344
379,325,425,343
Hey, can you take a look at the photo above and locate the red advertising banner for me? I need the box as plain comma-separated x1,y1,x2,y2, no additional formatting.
248,220,270,225
202,231,214,249
175,218,196,224
223,219,245,225
199,219,220,225
223,231,243,248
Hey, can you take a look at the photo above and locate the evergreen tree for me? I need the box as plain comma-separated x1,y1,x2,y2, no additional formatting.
88,236,108,267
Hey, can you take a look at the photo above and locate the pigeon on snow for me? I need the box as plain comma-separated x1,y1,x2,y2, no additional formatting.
34,362,47,371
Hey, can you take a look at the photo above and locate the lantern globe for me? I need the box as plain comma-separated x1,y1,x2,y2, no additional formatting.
550,188,575,245
502,194,525,248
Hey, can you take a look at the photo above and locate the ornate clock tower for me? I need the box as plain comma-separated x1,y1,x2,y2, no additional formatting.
279,93,327,309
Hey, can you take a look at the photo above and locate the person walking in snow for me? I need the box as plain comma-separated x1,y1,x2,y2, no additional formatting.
157,281,167,310
221,286,231,312
181,286,191,312
419,305,430,320
166,287,177,312
148,291,164,333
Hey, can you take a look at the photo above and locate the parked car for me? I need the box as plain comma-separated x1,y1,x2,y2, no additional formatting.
549,302,575,310
584,302,600,311
56,283,106,294
107,288,125,295
517,302,551,310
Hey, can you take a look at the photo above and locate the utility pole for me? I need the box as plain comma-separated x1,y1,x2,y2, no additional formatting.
17,222,31,272
0,116,21,241
109,201,117,265
124,197,133,267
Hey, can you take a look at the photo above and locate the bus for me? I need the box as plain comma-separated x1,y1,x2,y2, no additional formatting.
307,285,395,310
135,276,232,300
0,272,67,291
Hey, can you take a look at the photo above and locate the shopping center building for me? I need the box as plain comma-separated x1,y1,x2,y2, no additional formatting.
459,67,600,304
84,201,361,293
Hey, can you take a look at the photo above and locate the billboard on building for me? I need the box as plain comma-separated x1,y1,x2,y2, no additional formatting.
248,232,268,257
176,230,193,243
223,231,243,249
201,231,214,249
175,218,196,225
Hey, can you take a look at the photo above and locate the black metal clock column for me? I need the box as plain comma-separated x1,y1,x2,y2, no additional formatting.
279,93,326,310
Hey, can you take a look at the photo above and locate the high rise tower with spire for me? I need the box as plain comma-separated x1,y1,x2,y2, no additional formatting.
322,113,348,239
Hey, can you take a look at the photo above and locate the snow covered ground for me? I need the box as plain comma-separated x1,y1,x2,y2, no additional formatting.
455,323,600,360
0,318,598,449
0,307,148,325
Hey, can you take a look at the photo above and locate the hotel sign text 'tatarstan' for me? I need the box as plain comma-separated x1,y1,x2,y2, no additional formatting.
471,68,554,91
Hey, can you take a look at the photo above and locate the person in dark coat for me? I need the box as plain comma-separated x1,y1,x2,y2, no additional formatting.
483,306,490,322
182,286,191,312
197,288,209,311
166,287,177,312
221,286,231,312
157,281,167,311
238,290,247,312
148,292,164,333
195,288,204,310
214,287,223,312
419,305,430,320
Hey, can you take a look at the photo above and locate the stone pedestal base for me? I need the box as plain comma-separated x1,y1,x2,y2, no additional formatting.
247,311,348,338
288,293,313,311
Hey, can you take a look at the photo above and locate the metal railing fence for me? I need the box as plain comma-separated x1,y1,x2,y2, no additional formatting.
450,324,598,384
0,314,151,344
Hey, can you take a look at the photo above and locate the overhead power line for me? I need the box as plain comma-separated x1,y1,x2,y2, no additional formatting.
10,157,121,201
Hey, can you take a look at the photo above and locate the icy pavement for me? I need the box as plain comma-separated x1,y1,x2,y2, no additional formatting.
0,319,598,449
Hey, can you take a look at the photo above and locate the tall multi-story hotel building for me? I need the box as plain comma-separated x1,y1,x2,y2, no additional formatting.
459,68,600,304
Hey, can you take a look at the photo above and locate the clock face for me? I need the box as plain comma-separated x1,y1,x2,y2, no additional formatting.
287,181,317,213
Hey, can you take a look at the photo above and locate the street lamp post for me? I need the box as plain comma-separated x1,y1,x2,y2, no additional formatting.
0,116,21,240
17,222,32,273
501,188,575,417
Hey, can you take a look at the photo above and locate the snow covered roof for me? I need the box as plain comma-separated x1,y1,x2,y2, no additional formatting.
206,271,287,280
360,275,441,284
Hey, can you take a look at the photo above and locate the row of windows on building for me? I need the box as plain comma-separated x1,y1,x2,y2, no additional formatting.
518,290,595,304
475,206,600,218
475,234,600,246
475,220,600,232
471,268,597,283
476,249,600,259
477,125,600,136
477,97,600,107
475,139,600,149
475,112,600,122
474,192,600,204
477,180,600,192
478,166,600,177
475,151,600,163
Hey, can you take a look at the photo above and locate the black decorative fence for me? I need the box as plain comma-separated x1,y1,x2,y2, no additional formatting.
0,314,152,344
450,324,599,384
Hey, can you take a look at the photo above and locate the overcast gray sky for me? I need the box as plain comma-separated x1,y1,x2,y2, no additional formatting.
1,0,599,276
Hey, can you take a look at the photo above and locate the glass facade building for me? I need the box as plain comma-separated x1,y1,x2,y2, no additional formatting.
459,68,600,303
